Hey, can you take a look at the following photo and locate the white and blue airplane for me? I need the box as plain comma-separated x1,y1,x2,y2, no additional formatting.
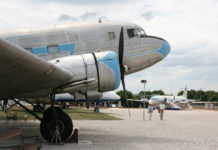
28,91,120,104
0,21,170,142
128,86,193,110
149,85,193,110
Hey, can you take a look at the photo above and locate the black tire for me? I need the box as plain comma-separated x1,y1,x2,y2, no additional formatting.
42,106,63,122
40,109,73,142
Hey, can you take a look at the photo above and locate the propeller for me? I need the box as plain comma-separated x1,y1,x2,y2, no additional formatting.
118,27,131,118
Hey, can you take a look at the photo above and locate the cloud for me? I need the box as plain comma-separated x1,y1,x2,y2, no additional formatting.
58,12,107,22
58,14,77,22
81,12,98,20
141,11,155,20
26,0,135,5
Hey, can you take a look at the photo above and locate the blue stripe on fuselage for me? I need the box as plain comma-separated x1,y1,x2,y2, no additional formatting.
124,41,170,58
99,51,121,89
58,43,75,55
30,43,76,55
32,46,48,55
156,41,170,58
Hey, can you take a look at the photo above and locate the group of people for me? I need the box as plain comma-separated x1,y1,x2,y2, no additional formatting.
147,101,165,120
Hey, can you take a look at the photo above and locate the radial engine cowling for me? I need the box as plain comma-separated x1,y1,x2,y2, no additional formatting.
51,51,121,100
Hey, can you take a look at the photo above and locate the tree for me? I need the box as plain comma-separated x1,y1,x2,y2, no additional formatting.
178,91,183,96
177,89,218,101
138,91,152,99
116,90,139,107
152,90,165,95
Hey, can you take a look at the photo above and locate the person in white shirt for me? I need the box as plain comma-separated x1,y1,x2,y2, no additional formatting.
159,101,165,120
148,103,154,120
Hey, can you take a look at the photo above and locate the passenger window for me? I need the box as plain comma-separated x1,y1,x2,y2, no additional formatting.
48,45,58,54
127,29,138,38
108,32,116,40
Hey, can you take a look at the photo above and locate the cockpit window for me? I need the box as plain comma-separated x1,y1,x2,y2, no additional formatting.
136,28,147,37
127,29,138,38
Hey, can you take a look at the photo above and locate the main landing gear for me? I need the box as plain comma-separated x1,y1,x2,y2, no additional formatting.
40,93,73,143
12,93,73,143
40,107,73,143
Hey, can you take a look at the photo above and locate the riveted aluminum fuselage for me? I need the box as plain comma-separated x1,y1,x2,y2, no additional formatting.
0,21,170,76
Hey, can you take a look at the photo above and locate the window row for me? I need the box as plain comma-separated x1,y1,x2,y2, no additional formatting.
26,43,75,55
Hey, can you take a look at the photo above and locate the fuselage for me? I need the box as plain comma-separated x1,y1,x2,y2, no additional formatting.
149,95,187,105
0,21,170,75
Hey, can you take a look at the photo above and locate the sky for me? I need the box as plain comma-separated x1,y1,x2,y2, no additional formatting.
0,0,218,95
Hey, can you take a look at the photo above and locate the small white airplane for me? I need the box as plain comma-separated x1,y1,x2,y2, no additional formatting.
149,85,192,110
0,21,170,142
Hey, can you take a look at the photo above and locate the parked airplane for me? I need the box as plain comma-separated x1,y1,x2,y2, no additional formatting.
55,91,120,109
149,85,192,110
28,91,120,104
0,21,170,142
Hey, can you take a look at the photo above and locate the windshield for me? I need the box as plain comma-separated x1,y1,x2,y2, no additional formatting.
127,28,147,38
136,28,146,37
127,29,138,38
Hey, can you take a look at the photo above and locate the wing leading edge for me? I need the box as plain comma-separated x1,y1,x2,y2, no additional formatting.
0,38,72,98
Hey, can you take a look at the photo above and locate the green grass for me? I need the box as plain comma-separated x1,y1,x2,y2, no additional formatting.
64,108,121,120
0,107,121,120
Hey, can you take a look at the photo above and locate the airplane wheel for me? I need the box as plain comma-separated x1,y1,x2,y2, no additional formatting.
40,108,73,142
42,106,63,121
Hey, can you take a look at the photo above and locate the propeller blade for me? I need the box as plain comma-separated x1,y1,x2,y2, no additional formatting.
119,27,124,79
119,27,124,64
118,27,131,118
121,79,131,118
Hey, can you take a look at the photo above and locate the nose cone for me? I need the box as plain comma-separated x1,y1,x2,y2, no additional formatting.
156,40,171,58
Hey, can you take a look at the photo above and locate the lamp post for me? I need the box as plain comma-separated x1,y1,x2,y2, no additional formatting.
141,80,147,121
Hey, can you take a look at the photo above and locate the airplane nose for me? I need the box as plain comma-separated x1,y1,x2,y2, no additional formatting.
156,40,171,58
145,35,171,59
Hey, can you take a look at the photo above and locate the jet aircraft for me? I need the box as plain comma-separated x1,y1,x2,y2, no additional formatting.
0,21,170,142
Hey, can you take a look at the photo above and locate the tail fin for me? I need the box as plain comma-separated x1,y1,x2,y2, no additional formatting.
182,85,187,98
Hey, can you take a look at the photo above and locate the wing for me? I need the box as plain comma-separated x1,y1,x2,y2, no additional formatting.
0,38,72,98
127,99,143,102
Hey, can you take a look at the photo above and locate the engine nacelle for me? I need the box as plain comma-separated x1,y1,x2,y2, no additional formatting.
50,51,121,100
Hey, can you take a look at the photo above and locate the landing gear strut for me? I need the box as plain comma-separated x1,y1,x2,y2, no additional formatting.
40,93,73,143
12,92,73,143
